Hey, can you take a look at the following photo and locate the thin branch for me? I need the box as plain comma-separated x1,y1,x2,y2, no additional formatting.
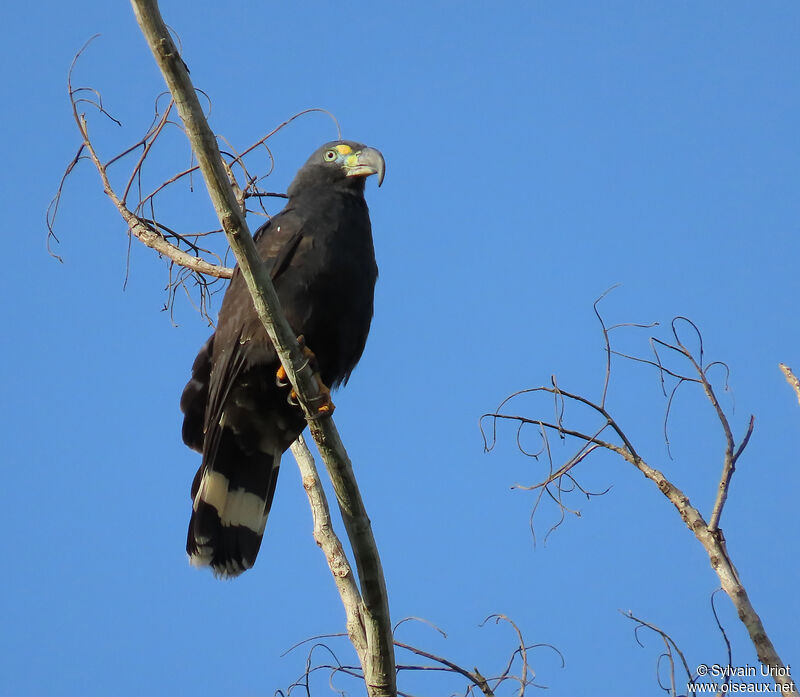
779,363,800,405
393,641,495,697
710,589,733,690
708,415,754,532
594,283,620,409
622,610,693,697
291,436,369,661
59,40,234,280
120,98,175,203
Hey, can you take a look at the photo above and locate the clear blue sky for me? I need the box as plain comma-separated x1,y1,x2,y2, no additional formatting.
2,2,798,695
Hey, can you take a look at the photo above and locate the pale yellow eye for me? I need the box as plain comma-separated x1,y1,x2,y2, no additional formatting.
324,149,337,162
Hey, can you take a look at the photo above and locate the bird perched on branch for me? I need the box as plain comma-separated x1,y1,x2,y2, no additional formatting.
180,140,384,578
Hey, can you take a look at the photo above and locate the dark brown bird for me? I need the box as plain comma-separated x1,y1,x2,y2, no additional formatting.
180,140,384,577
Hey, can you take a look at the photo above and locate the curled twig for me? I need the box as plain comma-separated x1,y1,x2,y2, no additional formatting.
278,615,558,696
622,610,693,696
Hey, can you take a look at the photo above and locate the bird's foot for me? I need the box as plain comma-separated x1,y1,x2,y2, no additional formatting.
275,336,336,417
276,335,314,387
276,363,289,388
308,374,335,419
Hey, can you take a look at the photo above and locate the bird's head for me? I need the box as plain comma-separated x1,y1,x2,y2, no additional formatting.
288,140,385,196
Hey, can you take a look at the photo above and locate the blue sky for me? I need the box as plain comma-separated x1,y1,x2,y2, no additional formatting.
2,2,798,695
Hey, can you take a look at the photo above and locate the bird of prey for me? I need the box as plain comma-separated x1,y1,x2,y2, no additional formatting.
180,140,384,578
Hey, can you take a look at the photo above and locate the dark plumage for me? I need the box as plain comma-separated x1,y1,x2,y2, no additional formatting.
180,140,384,577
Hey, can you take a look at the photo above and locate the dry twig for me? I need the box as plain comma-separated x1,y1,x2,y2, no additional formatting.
278,615,560,696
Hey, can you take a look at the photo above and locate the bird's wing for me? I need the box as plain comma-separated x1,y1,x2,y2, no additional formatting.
180,334,214,452
180,212,307,455
254,209,306,283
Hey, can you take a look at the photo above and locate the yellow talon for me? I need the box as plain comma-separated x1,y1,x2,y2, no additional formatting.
276,364,288,385
276,336,335,417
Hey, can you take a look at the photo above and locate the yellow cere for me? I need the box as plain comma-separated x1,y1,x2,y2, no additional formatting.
335,144,353,155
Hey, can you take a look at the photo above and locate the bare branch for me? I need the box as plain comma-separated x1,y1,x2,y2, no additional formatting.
395,614,558,696
291,436,369,661
279,615,557,696
393,641,496,697
51,40,341,324
708,415,754,532
58,38,234,282
710,589,734,687
594,283,620,409
485,304,796,695
779,363,800,405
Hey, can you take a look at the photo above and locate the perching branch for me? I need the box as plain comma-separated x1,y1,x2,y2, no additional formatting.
128,1,396,695
481,294,797,696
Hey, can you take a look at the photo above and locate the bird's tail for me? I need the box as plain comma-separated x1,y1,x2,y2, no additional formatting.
186,448,281,578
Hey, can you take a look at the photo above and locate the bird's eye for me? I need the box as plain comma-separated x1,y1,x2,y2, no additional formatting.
323,149,338,162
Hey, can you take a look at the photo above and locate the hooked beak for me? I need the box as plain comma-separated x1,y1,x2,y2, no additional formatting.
345,146,386,187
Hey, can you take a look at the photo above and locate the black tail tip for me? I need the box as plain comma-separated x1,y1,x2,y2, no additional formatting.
187,502,265,579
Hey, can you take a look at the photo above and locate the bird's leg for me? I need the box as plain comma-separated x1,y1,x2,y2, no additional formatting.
275,335,309,389
276,335,335,417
